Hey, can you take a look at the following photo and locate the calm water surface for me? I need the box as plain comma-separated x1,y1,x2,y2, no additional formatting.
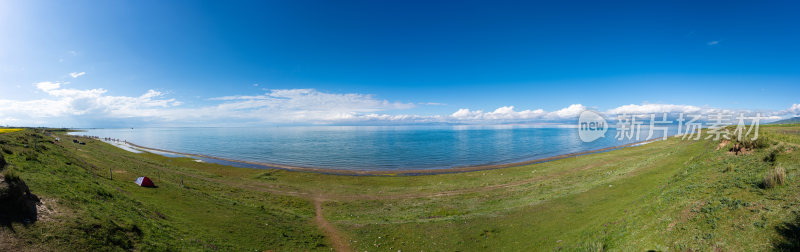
73,126,668,171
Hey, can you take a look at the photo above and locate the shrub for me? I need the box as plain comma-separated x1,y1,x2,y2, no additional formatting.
763,166,786,189
2,166,20,182
764,150,778,163
742,136,771,150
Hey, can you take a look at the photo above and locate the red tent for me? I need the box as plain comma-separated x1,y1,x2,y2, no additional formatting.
135,176,155,187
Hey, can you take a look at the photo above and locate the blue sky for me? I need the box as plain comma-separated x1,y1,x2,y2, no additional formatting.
1,0,799,127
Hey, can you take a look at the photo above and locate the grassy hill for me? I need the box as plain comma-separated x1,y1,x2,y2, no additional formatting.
1,125,799,251
771,117,800,125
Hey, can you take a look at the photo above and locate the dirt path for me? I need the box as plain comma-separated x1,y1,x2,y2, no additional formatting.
313,197,352,252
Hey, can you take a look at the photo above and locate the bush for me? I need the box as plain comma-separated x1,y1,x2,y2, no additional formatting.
742,136,771,150
763,166,786,189
764,149,778,163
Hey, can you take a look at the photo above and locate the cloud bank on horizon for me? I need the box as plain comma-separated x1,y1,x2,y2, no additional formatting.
0,82,797,127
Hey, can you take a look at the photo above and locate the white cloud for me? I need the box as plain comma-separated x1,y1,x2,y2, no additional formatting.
778,104,800,117
206,89,415,122
2,83,181,126
451,108,483,120
35,81,61,92
450,104,584,122
604,103,761,121
70,72,86,78
1,83,796,127
789,104,800,114
0,86,420,126
604,103,800,122
547,104,586,119
606,104,702,115
708,41,719,45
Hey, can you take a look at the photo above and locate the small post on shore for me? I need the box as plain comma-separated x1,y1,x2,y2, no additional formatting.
109,167,113,180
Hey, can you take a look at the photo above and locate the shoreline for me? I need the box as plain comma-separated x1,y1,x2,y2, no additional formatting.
119,138,662,176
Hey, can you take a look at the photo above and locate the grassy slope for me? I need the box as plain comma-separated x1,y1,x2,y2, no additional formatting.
0,131,326,251
771,117,800,125
1,125,799,251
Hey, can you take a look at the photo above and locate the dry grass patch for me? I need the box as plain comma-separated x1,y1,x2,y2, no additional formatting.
763,166,786,189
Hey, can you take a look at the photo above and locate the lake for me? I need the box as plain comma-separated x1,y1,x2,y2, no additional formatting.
73,125,670,171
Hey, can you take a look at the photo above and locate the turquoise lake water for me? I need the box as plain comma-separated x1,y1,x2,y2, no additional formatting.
73,126,670,171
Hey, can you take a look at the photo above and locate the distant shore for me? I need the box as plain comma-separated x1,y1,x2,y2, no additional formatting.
120,138,661,176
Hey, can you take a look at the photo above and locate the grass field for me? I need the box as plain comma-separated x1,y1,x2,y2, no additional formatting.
1,125,799,251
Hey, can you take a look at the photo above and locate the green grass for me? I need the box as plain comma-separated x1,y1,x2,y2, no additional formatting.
1,131,325,251
1,125,799,251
